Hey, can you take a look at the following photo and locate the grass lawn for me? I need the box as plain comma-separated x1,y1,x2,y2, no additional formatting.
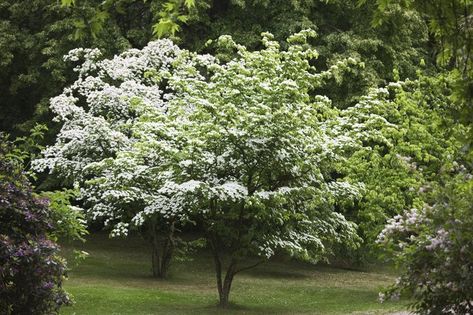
61,233,408,315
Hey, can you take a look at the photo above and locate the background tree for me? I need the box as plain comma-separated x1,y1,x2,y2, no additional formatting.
0,0,152,136
331,74,468,262
365,0,473,125
32,39,209,278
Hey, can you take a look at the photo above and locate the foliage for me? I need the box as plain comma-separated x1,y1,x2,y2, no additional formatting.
364,0,473,72
61,0,207,39
0,134,71,314
335,73,468,261
366,0,473,129
378,173,473,314
1,124,48,182
0,0,148,136
367,1,473,311
40,189,88,242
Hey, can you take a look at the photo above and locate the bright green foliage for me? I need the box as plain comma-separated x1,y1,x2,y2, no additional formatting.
61,0,207,39
335,74,468,260
40,189,88,242
152,0,203,38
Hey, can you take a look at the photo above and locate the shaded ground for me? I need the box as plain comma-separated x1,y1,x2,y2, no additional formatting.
61,233,409,314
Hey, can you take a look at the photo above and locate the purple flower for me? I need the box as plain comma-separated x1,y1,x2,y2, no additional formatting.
15,248,26,257
42,281,55,290
24,211,36,222
35,197,50,207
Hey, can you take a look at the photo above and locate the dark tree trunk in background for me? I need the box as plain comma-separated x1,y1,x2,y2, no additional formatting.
150,221,175,279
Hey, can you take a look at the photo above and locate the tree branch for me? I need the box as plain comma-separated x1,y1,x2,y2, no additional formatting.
234,259,265,275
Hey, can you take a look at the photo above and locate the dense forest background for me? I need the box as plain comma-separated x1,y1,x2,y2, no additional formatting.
0,0,436,134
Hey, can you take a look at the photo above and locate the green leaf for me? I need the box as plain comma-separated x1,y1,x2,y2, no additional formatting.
184,0,195,8
164,2,175,11
153,19,175,38
177,15,189,23
61,0,75,6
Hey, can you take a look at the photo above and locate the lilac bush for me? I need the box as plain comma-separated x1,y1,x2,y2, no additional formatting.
378,173,473,314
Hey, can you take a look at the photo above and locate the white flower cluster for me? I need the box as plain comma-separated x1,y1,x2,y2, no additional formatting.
327,86,400,151
210,182,248,202
327,181,363,200
64,48,102,75
110,222,130,237
254,187,298,200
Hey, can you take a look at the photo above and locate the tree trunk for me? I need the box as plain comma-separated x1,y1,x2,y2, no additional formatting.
151,237,173,279
212,253,265,308
150,226,174,279
214,255,237,308
219,266,235,308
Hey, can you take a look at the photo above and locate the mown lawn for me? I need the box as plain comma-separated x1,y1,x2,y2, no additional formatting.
61,234,408,315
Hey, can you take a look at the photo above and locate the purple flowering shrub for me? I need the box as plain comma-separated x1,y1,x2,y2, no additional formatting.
0,136,71,314
378,174,473,314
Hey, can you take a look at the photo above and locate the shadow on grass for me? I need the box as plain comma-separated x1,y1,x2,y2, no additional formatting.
245,267,309,279
197,302,286,315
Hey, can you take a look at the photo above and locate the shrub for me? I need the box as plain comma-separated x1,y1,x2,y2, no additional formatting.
0,135,71,314
378,173,473,314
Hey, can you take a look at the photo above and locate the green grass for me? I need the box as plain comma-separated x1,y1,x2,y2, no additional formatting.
61,234,407,315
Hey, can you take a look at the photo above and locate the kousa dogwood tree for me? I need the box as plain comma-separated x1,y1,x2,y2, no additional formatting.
33,39,213,278
110,31,386,307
